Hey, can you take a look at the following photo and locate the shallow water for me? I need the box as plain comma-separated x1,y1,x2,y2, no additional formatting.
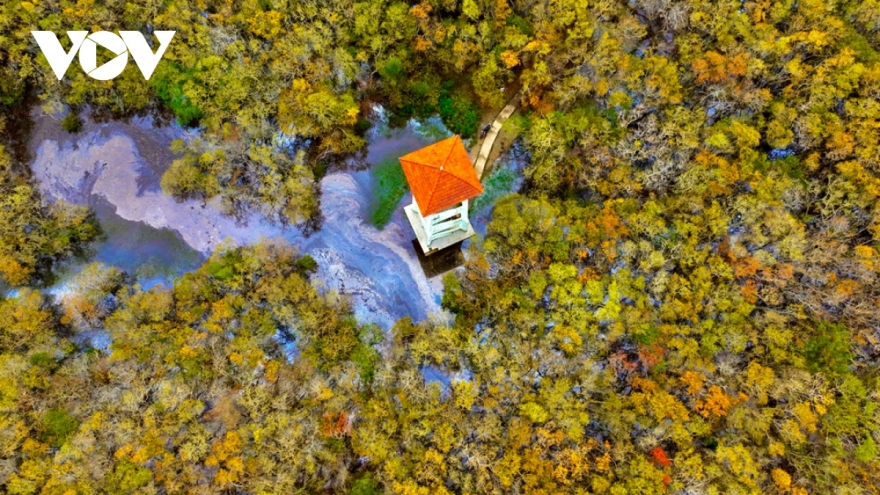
29,109,450,329
89,195,203,279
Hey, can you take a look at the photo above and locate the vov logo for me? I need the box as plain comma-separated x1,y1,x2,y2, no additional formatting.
32,31,175,81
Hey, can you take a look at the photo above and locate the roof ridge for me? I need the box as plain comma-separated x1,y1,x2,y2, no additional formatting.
446,137,482,188
445,172,483,197
439,135,458,171
428,135,463,213
399,135,455,168
424,162,442,215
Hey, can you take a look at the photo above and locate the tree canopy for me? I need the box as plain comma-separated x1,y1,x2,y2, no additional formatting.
2,0,880,492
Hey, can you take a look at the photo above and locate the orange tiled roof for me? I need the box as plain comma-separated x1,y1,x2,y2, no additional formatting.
398,135,484,216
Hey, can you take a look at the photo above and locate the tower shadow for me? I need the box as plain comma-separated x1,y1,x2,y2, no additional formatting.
410,239,465,278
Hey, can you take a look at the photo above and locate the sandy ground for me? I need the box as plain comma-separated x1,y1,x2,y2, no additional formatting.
29,109,443,329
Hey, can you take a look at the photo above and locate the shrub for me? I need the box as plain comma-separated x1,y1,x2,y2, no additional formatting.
149,63,203,126
350,474,381,495
519,402,549,423
42,408,79,447
439,92,480,138
0,72,25,106
61,112,83,133
804,322,853,375
295,254,318,275
379,57,405,80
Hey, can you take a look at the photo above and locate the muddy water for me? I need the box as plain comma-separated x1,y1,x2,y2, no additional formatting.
29,109,447,329
88,196,202,279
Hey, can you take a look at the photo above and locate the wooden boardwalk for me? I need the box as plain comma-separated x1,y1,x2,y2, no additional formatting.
410,93,519,255
473,93,520,179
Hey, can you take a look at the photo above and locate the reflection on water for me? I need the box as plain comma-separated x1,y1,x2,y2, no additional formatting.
89,195,204,280
46,196,204,296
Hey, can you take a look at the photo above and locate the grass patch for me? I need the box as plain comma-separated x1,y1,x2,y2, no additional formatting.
369,159,409,229
471,166,516,213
